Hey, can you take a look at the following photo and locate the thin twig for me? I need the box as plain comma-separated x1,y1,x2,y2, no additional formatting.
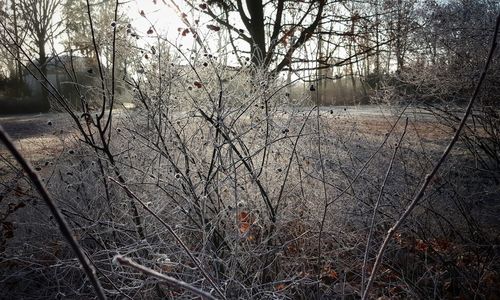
361,117,408,293
315,104,330,296
103,0,120,137
362,11,500,300
0,126,107,300
85,0,108,121
327,104,409,206
275,106,316,212
113,255,218,300
109,177,226,299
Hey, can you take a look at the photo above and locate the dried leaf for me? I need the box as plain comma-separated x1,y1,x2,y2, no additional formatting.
14,185,24,197
431,239,451,253
415,239,429,252
206,24,220,32
328,270,338,280
321,266,338,284
238,211,253,235
239,222,250,234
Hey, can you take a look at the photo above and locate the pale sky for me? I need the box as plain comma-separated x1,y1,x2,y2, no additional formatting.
127,0,185,38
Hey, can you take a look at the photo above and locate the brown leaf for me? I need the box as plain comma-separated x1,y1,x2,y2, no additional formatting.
431,239,451,253
206,24,220,32
321,266,338,284
238,211,252,234
14,185,24,197
415,239,429,252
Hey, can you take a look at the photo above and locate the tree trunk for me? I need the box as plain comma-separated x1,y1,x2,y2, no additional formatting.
11,0,22,83
395,0,404,72
375,0,380,77
244,0,266,67
38,38,50,111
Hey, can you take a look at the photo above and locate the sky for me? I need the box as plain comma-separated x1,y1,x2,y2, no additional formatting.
127,0,185,37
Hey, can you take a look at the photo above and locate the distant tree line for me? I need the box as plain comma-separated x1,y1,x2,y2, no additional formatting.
0,0,498,111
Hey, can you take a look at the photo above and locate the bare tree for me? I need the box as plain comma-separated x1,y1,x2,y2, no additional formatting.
0,0,24,81
175,0,326,74
19,0,61,77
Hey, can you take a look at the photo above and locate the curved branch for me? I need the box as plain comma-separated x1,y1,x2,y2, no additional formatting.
0,127,107,300
271,0,326,74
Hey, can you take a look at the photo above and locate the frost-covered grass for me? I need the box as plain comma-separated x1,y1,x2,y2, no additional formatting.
2,99,498,299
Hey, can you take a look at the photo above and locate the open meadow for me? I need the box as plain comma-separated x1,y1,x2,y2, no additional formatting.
1,104,499,299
